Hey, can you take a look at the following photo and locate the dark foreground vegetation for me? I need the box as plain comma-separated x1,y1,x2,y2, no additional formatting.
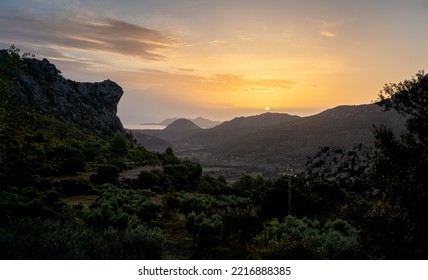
1,46,428,259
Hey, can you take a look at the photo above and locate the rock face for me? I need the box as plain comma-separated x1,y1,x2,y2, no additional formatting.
304,145,373,185
14,57,124,135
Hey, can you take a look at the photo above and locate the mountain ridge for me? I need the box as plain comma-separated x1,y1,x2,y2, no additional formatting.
132,104,406,169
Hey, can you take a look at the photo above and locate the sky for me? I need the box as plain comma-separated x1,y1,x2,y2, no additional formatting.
1,0,428,124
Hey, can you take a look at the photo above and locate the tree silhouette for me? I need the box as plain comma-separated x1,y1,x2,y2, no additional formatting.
366,71,428,258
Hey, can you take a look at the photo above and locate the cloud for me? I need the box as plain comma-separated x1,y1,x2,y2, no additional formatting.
209,74,295,92
0,9,179,61
239,35,253,41
209,40,230,46
177,67,195,72
111,69,294,94
320,31,336,38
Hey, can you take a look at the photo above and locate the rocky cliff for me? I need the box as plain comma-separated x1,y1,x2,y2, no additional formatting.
9,54,123,136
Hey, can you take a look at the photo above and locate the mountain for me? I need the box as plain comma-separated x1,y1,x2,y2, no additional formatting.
138,118,203,143
213,112,300,130
191,117,222,129
133,104,406,170
164,118,201,132
173,112,302,148
144,117,221,129
209,104,406,168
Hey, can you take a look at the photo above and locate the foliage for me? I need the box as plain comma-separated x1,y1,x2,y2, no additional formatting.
61,178,94,196
110,133,129,157
362,71,428,258
378,71,428,140
90,164,120,185
185,211,223,253
84,185,161,228
0,218,164,259
251,216,358,260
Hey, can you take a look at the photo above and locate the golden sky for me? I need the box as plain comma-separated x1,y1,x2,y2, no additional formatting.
1,0,428,123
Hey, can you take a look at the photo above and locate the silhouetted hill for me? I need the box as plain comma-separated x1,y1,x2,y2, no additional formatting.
164,118,201,132
138,104,406,170
139,118,202,142
213,112,300,130
210,104,405,168
170,112,301,147
192,117,222,129
143,117,221,128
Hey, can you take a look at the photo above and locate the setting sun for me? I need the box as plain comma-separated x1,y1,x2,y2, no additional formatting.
1,0,427,123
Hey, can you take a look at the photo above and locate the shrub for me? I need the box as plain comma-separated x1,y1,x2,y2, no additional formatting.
251,216,358,260
123,225,164,259
90,164,120,184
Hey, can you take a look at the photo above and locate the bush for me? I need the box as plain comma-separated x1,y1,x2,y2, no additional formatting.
123,225,164,259
251,216,359,259
90,164,120,184
185,211,223,253
61,178,93,196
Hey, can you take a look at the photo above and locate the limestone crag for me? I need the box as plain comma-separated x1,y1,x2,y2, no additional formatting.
304,145,373,185
15,57,123,135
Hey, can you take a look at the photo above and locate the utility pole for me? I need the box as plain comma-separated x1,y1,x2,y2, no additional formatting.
288,174,292,216
284,168,293,216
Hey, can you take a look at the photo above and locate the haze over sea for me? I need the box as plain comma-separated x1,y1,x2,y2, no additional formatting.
124,124,166,130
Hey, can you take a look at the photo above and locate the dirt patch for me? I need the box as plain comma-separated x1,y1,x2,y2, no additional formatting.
119,166,162,180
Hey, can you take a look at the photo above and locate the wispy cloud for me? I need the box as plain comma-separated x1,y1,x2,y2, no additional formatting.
239,35,253,41
0,9,179,61
209,74,294,92
177,67,195,72
320,31,336,38
111,70,294,94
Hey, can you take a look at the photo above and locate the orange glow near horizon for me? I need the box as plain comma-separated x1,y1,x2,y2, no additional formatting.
3,0,427,122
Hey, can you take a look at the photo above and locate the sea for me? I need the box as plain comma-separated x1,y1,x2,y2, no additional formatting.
123,124,166,130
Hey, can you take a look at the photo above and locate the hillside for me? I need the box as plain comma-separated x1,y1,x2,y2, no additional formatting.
129,130,172,152
0,47,143,184
5,52,124,136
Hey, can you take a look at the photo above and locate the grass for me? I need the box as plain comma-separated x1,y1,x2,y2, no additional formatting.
153,212,194,260
62,195,99,210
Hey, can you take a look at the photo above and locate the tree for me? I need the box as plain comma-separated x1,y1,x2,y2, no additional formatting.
162,147,180,165
90,164,120,184
378,71,428,140
250,217,358,259
366,71,428,258
109,133,128,157
185,211,223,257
